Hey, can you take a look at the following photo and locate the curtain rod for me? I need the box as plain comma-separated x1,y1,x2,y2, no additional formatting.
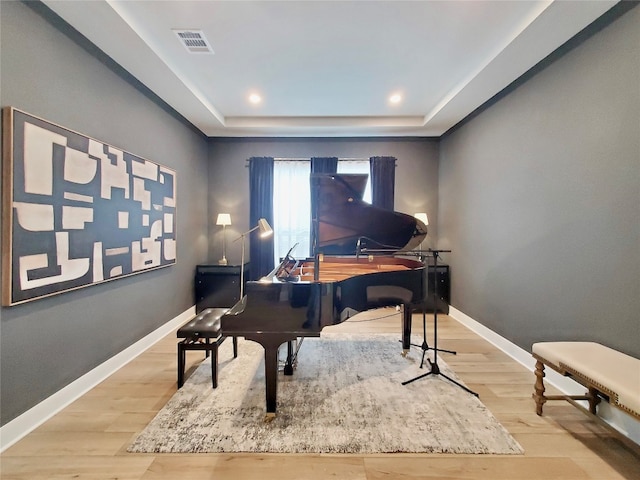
246,157,369,162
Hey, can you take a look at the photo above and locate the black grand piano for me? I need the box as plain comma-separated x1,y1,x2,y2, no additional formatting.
221,173,428,416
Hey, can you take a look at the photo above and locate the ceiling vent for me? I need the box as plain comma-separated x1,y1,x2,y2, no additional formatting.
172,29,214,54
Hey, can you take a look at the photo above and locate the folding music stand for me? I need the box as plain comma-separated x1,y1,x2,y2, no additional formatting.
402,249,478,397
410,249,456,367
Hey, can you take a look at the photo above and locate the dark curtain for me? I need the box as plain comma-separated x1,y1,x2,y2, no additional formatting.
370,156,396,210
309,157,338,256
311,157,339,174
248,157,275,280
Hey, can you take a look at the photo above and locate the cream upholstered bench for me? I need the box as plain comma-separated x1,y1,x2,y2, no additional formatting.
532,341,640,420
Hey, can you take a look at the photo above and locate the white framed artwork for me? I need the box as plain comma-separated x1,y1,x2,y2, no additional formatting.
2,107,177,306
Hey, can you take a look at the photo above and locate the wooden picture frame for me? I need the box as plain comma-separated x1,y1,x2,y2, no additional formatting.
1,107,177,306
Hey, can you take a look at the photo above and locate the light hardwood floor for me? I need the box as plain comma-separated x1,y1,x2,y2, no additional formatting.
2,310,639,479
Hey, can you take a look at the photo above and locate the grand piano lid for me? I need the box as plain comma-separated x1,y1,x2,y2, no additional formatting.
311,173,427,254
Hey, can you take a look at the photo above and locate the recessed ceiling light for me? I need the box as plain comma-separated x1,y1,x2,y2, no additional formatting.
389,93,402,104
249,93,262,104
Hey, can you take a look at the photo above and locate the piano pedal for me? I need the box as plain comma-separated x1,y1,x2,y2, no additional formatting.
277,338,303,374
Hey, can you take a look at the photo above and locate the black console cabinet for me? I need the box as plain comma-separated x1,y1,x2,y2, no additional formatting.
418,264,450,313
195,264,249,313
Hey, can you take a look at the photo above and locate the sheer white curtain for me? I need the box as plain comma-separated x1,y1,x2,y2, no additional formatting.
273,160,311,264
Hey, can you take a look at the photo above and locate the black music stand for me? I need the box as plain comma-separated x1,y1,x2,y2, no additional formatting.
402,249,478,397
410,250,456,367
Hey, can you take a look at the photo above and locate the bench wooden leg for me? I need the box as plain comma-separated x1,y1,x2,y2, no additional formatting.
178,342,186,388
533,359,547,415
211,337,237,389
588,387,601,414
178,335,238,390
211,343,219,389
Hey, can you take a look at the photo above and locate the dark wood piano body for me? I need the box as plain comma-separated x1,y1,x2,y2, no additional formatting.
221,173,428,416
222,256,425,415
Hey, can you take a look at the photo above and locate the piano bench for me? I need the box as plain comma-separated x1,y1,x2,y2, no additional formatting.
177,308,237,389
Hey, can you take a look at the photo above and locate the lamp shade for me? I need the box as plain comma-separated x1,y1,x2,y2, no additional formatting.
258,218,273,237
216,213,232,226
414,212,429,226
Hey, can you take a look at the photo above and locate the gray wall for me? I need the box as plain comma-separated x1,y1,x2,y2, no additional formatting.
207,138,440,264
0,1,209,425
439,6,639,357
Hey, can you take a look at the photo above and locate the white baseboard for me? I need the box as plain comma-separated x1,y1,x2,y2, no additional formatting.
448,306,640,446
0,306,195,453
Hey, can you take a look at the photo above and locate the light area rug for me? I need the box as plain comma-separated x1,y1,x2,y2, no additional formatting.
128,333,524,454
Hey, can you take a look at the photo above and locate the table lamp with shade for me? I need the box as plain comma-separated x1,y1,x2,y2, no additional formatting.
414,213,429,251
216,213,232,265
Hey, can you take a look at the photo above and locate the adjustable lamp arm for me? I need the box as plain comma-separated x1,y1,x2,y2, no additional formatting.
234,218,273,299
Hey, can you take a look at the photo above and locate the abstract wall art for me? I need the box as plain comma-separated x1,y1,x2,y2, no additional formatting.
1,107,177,306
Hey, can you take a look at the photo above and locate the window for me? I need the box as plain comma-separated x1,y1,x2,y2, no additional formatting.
337,160,371,204
273,160,311,264
272,159,371,265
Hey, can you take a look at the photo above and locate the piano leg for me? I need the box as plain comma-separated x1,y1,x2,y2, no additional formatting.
402,303,412,354
263,344,279,418
244,333,297,419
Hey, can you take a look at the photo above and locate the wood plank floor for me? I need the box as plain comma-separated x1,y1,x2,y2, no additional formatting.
2,310,639,479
